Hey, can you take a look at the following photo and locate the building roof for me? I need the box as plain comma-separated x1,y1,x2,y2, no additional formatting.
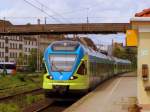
0,20,12,26
131,17,150,21
135,8,150,17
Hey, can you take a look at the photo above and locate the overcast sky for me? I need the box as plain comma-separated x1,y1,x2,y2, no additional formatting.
0,0,150,44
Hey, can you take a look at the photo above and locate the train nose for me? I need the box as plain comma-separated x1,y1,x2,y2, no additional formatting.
53,85,69,94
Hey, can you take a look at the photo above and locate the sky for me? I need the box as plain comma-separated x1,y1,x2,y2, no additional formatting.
0,0,150,44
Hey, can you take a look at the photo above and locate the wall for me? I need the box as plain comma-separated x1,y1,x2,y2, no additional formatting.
138,31,150,104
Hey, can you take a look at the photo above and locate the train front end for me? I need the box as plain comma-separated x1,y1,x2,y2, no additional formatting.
43,41,89,95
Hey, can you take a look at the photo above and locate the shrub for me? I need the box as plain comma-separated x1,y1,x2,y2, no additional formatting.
0,103,20,112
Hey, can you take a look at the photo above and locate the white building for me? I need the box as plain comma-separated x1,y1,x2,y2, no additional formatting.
0,36,5,62
0,35,47,64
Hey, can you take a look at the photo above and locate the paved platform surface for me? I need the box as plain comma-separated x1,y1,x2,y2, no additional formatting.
64,72,137,112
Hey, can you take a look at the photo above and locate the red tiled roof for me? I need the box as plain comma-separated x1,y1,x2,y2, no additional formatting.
135,8,150,17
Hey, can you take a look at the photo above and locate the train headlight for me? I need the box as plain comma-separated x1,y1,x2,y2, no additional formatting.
50,76,53,79
46,75,53,80
70,76,74,80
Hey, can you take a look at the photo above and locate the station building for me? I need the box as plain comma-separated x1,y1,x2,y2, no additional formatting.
130,8,150,110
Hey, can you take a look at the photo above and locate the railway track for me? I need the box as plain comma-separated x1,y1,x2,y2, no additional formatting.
22,99,76,112
0,88,43,101
22,99,54,112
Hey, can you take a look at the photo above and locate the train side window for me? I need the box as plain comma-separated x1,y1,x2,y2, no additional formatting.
77,61,87,75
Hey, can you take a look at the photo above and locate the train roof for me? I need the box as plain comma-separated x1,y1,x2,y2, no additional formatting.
0,62,16,65
113,57,131,64
47,41,131,64
83,45,131,64
83,45,113,61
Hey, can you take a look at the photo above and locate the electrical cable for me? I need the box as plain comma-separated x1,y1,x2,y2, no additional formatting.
23,0,62,23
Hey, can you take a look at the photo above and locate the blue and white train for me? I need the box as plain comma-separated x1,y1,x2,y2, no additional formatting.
42,41,131,95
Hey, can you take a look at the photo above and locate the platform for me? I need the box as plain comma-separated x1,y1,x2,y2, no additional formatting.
64,72,137,112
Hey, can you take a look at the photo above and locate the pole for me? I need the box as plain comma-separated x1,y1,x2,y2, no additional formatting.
86,8,89,24
37,35,40,72
38,35,40,71
44,17,47,24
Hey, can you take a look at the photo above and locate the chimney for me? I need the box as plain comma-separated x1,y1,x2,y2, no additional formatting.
37,19,40,25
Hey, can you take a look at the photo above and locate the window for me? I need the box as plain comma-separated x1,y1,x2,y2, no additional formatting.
49,54,76,72
2,52,4,58
19,53,22,57
2,43,4,48
12,53,14,58
77,61,87,75
52,41,79,51
5,56,8,62
5,47,8,53
5,37,8,43
12,43,14,48
19,44,22,49
10,52,11,58
10,43,12,48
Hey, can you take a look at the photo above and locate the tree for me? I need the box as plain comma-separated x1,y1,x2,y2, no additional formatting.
17,52,24,65
124,47,137,69
28,49,37,71
113,43,137,69
28,48,43,72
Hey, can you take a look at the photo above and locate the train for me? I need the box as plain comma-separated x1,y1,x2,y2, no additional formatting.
42,41,131,97
0,62,16,75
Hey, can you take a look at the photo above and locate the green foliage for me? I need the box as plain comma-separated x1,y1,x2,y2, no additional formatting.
113,46,125,58
113,45,137,69
0,73,42,98
28,49,37,71
124,47,137,69
17,52,24,66
26,94,44,105
28,48,43,72
0,103,20,112
0,75,25,90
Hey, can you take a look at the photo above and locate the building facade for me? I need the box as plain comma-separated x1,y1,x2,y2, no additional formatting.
131,8,150,111
0,35,61,66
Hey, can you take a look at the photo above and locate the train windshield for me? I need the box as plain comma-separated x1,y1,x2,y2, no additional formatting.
49,54,76,72
52,41,79,51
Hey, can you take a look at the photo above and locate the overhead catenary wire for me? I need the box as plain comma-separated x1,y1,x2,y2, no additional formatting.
2,16,130,20
2,0,130,24
33,0,72,23
23,0,62,23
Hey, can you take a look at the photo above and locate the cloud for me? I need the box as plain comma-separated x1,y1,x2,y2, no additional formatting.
0,0,149,44
0,0,150,24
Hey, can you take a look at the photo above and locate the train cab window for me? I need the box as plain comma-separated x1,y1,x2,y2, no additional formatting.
50,54,76,72
52,41,79,51
77,61,87,75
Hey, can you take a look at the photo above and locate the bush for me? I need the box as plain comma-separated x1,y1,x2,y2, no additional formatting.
0,103,20,112
26,94,44,105
16,75,26,82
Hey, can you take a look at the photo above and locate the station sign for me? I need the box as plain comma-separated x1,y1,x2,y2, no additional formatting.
126,30,138,47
